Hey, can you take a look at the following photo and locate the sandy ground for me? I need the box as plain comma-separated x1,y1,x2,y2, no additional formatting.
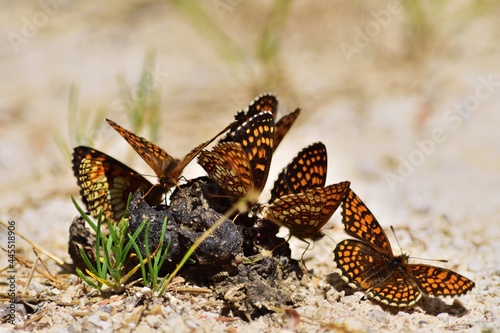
1,1,499,332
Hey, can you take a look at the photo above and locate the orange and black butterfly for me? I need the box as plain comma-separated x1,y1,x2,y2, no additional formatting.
259,142,350,241
219,93,300,151
106,119,233,191
198,111,275,203
333,189,475,307
72,146,163,222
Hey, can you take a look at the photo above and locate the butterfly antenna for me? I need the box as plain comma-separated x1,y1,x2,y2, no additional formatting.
411,256,448,263
390,225,405,256
390,226,448,263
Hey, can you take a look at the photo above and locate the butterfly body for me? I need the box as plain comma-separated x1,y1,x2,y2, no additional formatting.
334,189,475,307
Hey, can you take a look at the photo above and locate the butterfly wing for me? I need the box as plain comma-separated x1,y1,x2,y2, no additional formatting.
334,239,396,288
229,111,275,195
220,93,278,144
220,94,298,151
273,108,300,151
333,238,422,307
264,190,324,239
198,142,253,199
72,146,163,222
365,265,423,307
407,263,475,297
168,120,236,188
341,189,393,255
315,181,350,224
270,141,327,203
106,119,177,183
265,181,349,239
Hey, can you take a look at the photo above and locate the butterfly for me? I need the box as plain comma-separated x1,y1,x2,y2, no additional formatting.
72,146,163,222
106,119,233,191
198,111,275,203
257,142,349,241
219,93,300,151
333,189,475,307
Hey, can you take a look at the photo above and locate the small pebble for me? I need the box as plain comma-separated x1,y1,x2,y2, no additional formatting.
99,304,113,314
437,313,450,324
185,319,199,329
60,294,72,304
468,260,482,272
82,312,111,331
141,286,152,294
79,298,88,308
28,282,44,293
342,316,365,332
370,309,390,324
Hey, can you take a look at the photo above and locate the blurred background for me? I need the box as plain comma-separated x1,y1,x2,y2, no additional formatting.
1,0,499,268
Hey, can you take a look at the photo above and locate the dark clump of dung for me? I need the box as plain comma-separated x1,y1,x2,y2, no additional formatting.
215,255,300,320
129,177,245,279
68,216,96,272
69,176,303,319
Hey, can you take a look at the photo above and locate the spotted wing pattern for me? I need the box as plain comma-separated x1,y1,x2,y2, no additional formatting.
273,108,300,150
230,111,274,194
264,181,350,240
72,146,163,222
333,189,475,307
220,93,278,143
341,188,392,252
197,142,252,198
220,93,299,151
269,142,327,203
106,119,231,190
198,111,275,202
